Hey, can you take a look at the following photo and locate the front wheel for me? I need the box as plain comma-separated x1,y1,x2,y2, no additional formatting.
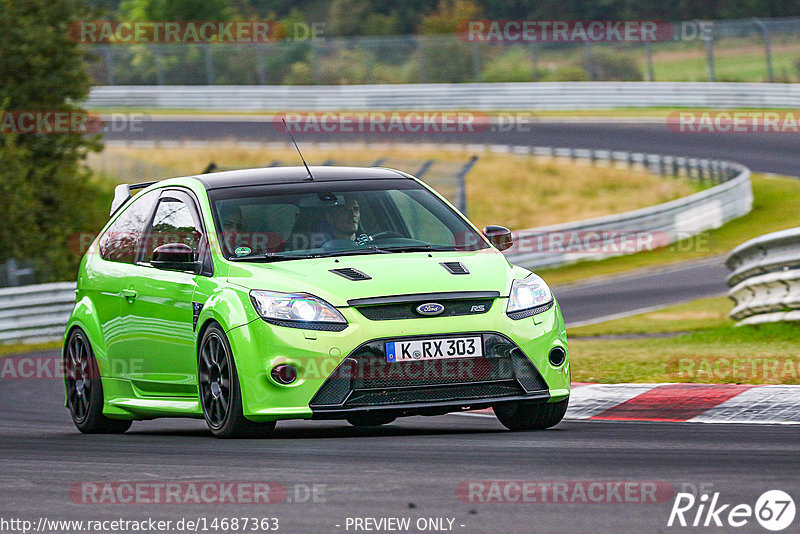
64,328,132,434
198,323,276,438
494,398,569,431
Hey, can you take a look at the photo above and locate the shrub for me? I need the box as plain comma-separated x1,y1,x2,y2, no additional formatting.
480,48,535,82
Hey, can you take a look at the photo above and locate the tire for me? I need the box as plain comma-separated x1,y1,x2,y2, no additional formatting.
198,323,276,438
494,398,569,431
64,328,132,434
346,413,396,427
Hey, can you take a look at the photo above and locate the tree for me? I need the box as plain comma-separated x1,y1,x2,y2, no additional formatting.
0,0,107,282
419,0,482,34
118,0,233,22
327,0,372,37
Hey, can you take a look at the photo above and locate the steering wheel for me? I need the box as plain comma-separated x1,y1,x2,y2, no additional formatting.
370,231,403,240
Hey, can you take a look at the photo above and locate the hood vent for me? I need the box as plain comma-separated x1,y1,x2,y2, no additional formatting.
440,262,469,275
330,267,372,281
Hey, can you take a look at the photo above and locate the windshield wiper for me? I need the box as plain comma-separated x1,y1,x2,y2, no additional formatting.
230,246,393,262
228,253,313,262
373,244,458,253
315,246,393,258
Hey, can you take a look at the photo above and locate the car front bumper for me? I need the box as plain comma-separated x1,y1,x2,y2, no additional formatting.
226,298,569,422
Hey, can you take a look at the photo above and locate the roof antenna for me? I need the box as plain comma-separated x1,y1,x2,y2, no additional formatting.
282,118,314,181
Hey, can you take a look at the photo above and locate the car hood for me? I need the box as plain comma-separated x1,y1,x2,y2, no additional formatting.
225,249,529,307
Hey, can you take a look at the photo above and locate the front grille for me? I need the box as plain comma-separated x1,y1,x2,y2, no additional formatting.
507,300,554,320
346,382,523,406
309,332,549,410
263,318,348,332
356,298,494,321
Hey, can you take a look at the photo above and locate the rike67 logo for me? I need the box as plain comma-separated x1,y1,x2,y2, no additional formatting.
668,490,795,531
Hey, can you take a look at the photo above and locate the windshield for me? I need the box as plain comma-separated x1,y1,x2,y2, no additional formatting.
208,179,489,260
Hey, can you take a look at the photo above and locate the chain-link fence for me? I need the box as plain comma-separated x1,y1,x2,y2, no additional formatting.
83,17,800,86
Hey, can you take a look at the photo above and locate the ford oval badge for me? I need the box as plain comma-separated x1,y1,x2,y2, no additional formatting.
416,302,445,316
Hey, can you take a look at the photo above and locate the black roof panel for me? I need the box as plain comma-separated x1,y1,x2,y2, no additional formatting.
193,166,411,190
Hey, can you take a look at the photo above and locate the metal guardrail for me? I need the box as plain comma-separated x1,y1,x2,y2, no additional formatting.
2,144,751,344
88,82,800,110
726,227,800,325
0,282,76,344
503,146,752,269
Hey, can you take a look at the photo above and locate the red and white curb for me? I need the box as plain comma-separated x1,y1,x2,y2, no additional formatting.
460,383,800,424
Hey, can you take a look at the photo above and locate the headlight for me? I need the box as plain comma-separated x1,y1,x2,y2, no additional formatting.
250,290,347,330
507,275,554,319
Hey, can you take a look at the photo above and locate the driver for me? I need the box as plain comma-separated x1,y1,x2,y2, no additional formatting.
221,204,246,253
324,197,361,241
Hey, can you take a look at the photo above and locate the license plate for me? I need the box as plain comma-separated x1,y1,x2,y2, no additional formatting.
386,336,483,362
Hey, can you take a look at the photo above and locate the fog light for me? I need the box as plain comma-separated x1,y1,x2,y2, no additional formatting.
271,364,297,385
549,347,566,367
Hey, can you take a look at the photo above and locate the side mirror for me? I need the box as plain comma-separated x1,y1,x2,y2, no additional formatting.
483,225,514,251
151,243,202,274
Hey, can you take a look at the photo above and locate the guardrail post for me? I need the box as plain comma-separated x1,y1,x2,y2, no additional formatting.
672,158,679,178
102,46,115,85
362,39,375,84
154,46,165,85
589,150,597,166
203,44,215,85
416,37,427,83
584,41,596,81
530,43,539,81
471,41,482,82
455,155,479,216
701,21,716,82
416,159,435,178
310,41,321,85
753,18,775,83
255,44,268,85
645,41,655,81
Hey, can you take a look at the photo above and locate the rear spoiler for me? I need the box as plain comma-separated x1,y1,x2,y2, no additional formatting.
110,181,157,216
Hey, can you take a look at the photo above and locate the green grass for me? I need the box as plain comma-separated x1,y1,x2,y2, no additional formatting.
651,42,800,82
0,340,61,357
569,296,732,337
568,296,800,384
540,174,800,286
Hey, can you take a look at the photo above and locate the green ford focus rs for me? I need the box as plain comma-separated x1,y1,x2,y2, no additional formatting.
63,166,569,438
